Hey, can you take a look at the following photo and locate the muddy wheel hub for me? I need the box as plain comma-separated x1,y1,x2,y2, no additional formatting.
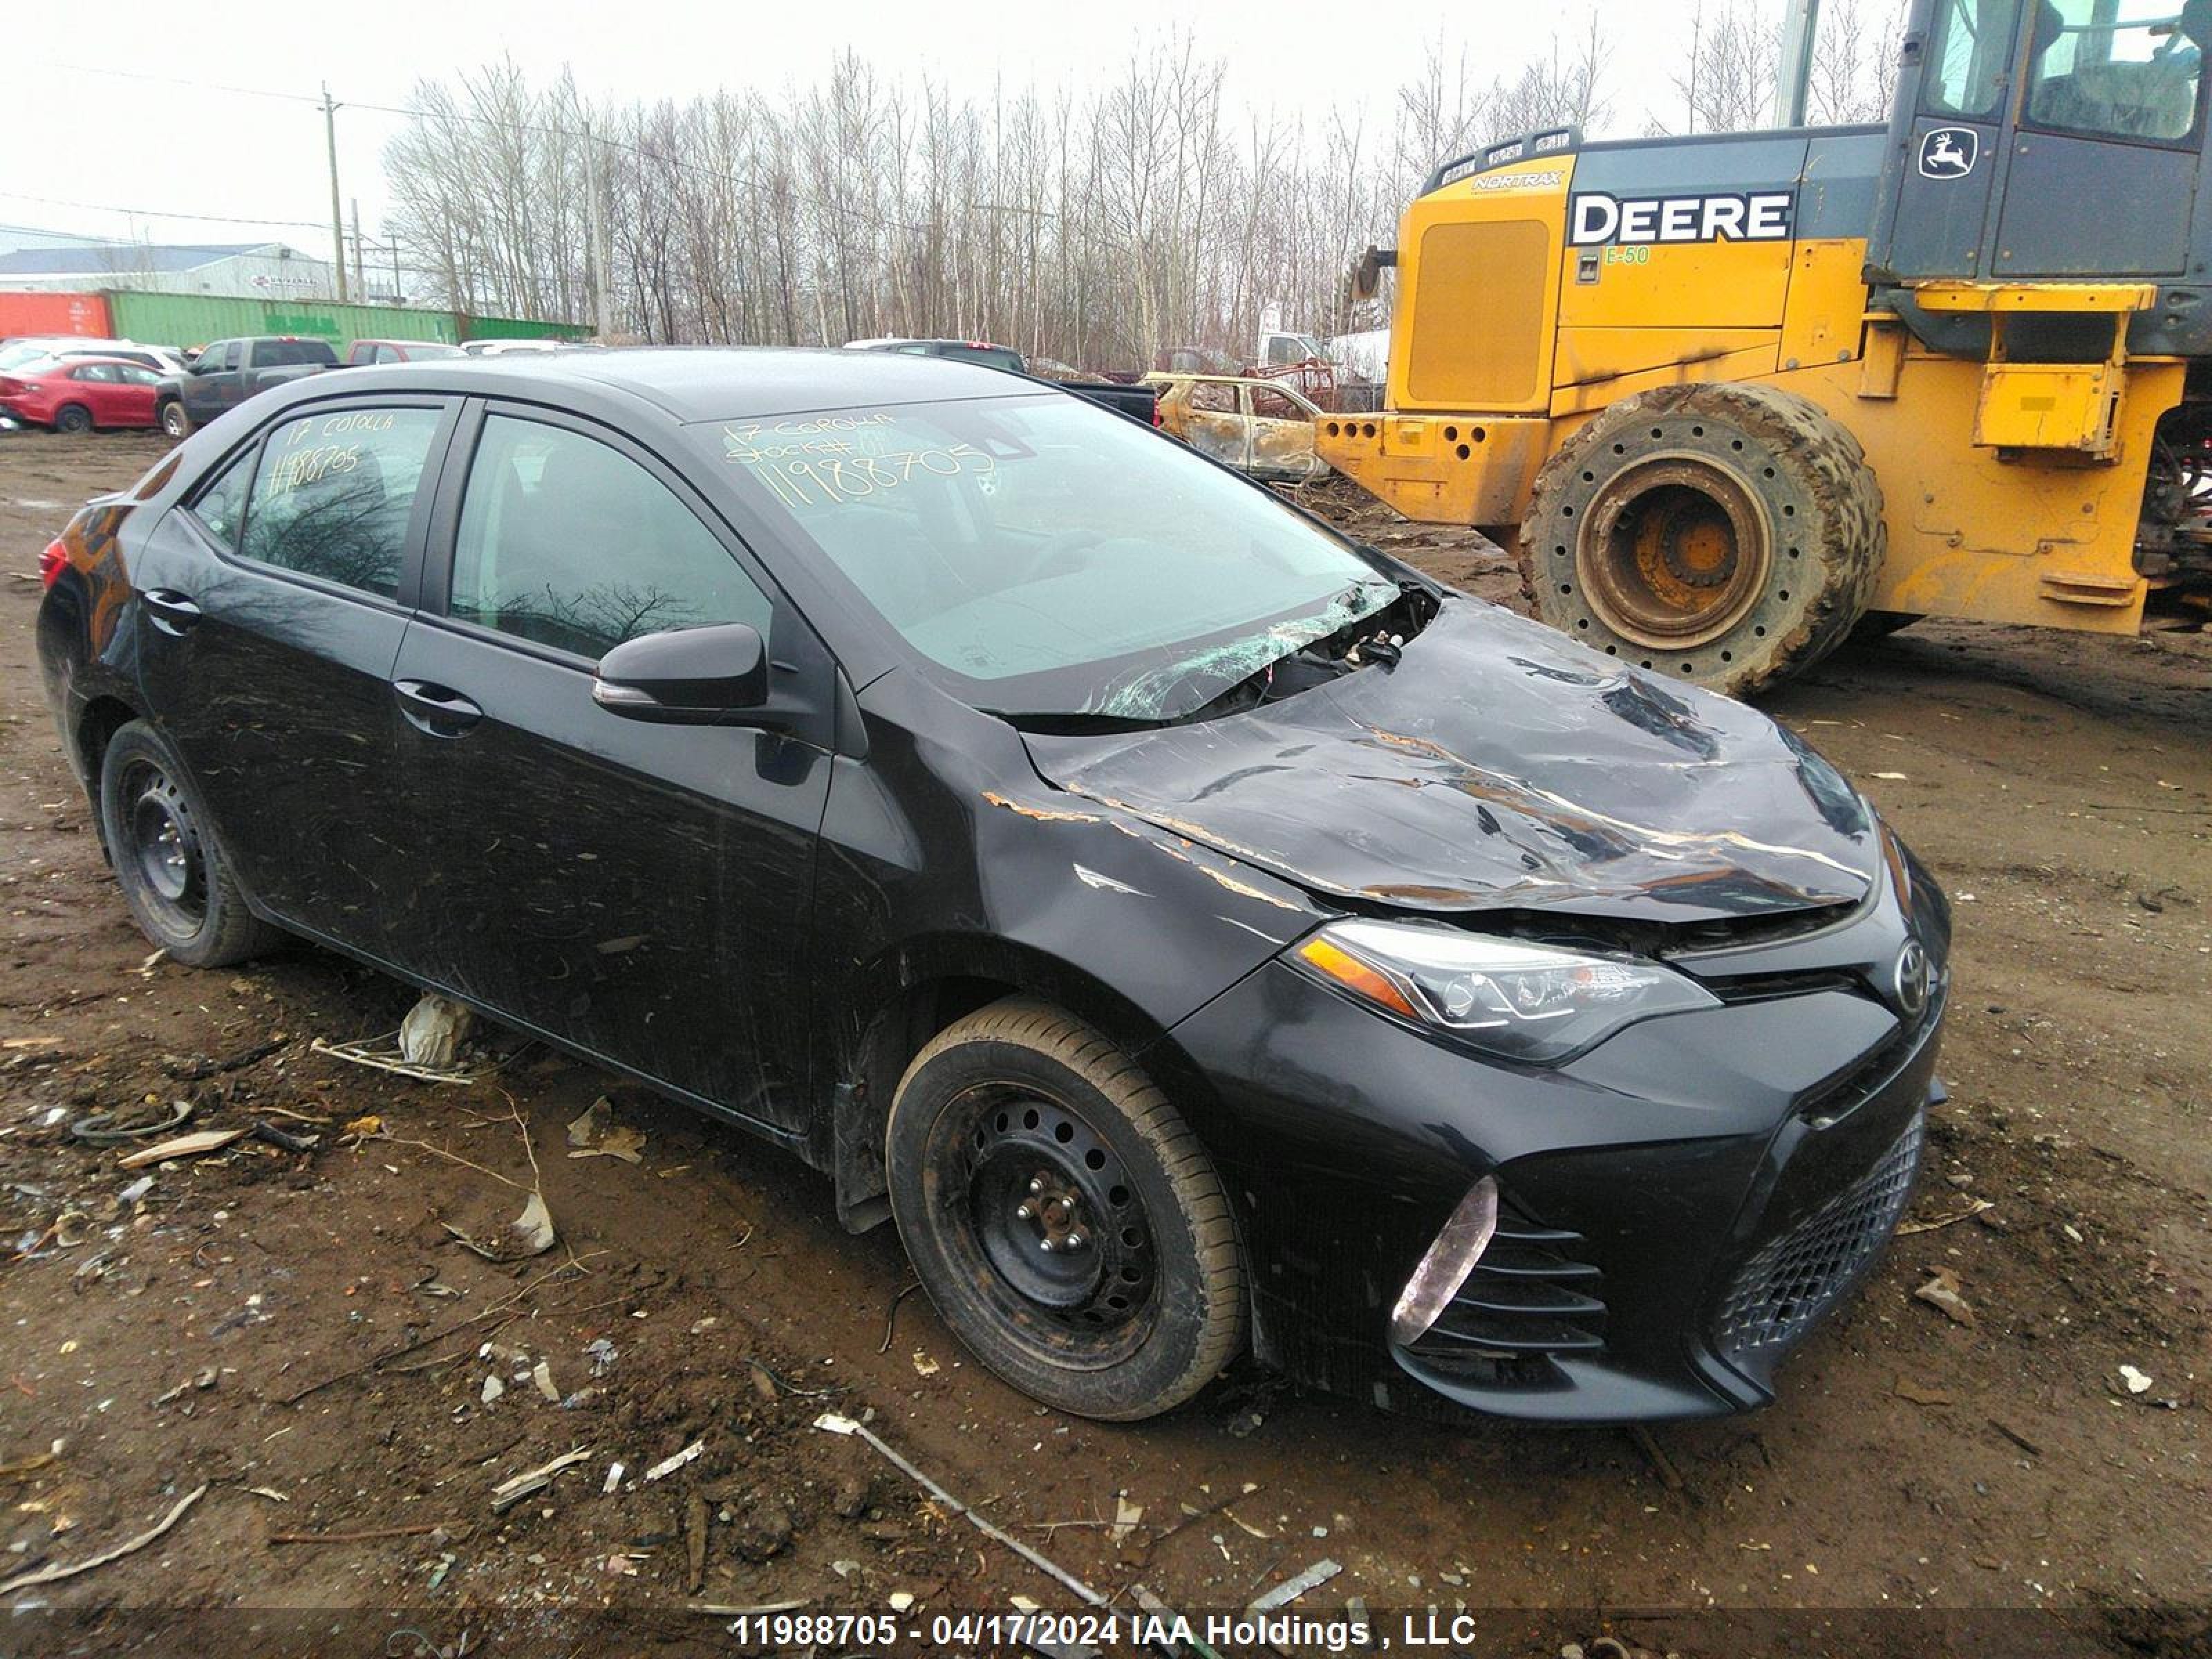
1581,455,1773,650
962,1093,1155,1330
122,760,207,932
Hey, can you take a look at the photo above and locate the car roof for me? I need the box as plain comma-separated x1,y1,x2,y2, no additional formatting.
48,355,148,371
295,345,1040,422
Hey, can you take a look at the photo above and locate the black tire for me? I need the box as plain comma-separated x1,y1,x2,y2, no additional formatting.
886,998,1244,1421
97,720,278,968
1519,382,1884,697
158,400,191,440
53,404,93,435
1846,609,1922,646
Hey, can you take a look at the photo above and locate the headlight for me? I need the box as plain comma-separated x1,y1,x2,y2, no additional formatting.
1292,919,1719,1064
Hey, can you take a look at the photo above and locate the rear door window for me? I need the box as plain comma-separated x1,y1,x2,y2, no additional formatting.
447,414,772,657
237,407,445,599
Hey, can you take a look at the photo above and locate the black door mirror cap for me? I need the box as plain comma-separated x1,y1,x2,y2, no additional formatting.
592,622,783,727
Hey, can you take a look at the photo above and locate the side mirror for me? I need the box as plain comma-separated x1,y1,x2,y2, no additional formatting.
592,622,773,725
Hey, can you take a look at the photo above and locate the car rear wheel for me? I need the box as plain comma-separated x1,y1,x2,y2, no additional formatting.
158,401,191,440
97,721,277,967
54,404,93,435
886,998,1245,1421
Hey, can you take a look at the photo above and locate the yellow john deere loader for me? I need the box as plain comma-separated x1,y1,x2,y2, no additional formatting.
1320,0,2212,694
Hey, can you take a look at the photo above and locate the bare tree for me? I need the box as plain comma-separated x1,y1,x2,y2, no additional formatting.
1492,11,1614,140
1674,1,1782,134
1808,0,1909,125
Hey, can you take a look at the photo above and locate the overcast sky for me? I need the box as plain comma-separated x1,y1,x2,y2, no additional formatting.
4,1,1836,258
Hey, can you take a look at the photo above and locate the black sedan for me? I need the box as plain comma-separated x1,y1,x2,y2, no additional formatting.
35,350,1949,1423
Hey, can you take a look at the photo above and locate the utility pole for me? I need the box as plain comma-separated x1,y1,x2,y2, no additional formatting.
350,198,367,302
323,84,349,303
389,234,403,307
583,118,613,339
1777,0,1823,128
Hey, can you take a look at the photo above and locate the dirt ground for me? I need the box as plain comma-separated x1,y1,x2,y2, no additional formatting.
1,430,2208,1658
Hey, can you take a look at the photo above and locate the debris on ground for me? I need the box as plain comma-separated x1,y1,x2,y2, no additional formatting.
1109,1494,1143,1546
644,1438,704,1482
489,1447,592,1512
1899,1197,1995,1234
116,1127,247,1170
732,1494,795,1562
507,1191,556,1258
815,1412,1107,1605
314,1013,478,1092
1248,1556,1342,1614
68,1100,192,1145
399,993,474,1067
686,1490,709,1591
1913,1267,1977,1327
0,1483,206,1594
565,1096,646,1163
2119,1365,2155,1395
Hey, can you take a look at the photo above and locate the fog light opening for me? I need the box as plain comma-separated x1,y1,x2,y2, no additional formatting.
1389,1174,1499,1347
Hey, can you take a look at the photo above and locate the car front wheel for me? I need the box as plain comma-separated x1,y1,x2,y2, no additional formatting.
97,720,276,967
886,998,1245,1421
158,401,191,440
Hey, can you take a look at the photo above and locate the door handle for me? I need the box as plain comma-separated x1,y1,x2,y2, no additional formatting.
393,678,484,738
141,588,201,637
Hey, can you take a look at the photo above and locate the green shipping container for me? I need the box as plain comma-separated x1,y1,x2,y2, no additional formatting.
104,292,460,352
458,312,594,342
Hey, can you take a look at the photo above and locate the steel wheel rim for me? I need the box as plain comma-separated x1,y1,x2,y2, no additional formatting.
120,759,207,936
935,1083,1159,1364
1580,454,1772,650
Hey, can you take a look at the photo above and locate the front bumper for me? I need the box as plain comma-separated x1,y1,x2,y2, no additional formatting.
1168,874,1948,1424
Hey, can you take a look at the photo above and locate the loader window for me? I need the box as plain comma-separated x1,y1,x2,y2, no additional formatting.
2027,0,2205,142
1924,0,2024,117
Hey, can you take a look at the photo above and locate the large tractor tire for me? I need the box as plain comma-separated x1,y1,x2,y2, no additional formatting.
1519,383,1884,697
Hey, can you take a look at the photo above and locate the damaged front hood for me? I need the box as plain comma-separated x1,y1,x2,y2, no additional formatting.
1022,601,1878,925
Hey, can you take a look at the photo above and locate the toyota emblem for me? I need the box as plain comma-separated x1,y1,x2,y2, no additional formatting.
1893,938,1931,1018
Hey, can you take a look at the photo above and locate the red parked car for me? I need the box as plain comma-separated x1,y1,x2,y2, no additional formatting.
0,355,165,433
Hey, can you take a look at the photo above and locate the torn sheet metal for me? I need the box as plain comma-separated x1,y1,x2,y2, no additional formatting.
1025,601,1877,926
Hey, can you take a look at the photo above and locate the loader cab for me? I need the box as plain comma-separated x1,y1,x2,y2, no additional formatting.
1871,0,2211,285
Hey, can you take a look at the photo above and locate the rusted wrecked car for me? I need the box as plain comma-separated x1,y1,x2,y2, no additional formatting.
1144,372,1328,484
39,349,1947,1427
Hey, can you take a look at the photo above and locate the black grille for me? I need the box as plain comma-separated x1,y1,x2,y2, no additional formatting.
1714,1112,1924,1359
1406,1203,1606,1385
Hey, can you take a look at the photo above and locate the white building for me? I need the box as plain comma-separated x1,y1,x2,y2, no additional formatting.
0,241,337,299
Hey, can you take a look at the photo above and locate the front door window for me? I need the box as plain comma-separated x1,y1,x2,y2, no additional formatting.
449,415,771,657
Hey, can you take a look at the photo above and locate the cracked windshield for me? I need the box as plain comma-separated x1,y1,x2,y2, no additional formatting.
704,395,1402,722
